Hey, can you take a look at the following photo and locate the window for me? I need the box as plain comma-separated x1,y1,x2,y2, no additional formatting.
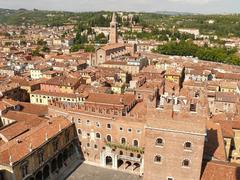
119,127,124,131
167,177,174,180
130,153,134,157
128,128,132,133
190,104,196,112
121,137,126,144
21,162,28,178
136,129,142,134
65,130,70,142
87,143,90,147
133,139,139,147
119,151,123,155
184,142,192,150
106,135,112,142
96,122,100,128
87,133,90,137
78,129,82,135
86,120,90,125
94,144,98,149
96,132,101,139
154,155,162,163
38,150,44,164
52,140,58,151
78,119,81,124
156,138,164,146
182,159,190,167
107,123,112,129
137,154,141,158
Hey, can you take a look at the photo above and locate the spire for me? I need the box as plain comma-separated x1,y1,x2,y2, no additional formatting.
111,12,116,23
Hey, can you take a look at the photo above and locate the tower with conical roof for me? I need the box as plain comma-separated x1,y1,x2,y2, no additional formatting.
109,12,118,44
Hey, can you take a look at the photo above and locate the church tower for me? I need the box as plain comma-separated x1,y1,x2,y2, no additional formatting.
109,12,118,44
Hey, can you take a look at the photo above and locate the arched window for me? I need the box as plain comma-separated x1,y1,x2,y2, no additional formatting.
119,151,123,155
184,142,192,149
130,153,134,157
155,138,164,146
121,137,126,144
182,159,190,167
94,144,98,149
106,135,112,142
77,129,82,135
96,132,101,139
154,155,161,163
133,139,139,147
137,154,141,158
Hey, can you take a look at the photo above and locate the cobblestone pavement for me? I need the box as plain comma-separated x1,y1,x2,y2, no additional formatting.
66,163,143,180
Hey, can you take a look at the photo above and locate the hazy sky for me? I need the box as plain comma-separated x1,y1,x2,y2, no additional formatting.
0,0,240,14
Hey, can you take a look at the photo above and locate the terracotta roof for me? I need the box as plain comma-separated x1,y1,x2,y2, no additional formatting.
31,90,88,98
0,116,71,165
18,102,48,116
215,92,238,103
201,160,240,180
44,76,80,87
0,111,46,141
103,61,127,65
100,43,125,51
86,93,136,106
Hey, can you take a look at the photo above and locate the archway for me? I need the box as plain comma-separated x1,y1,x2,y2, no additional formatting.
125,161,132,170
43,165,50,180
57,153,63,169
51,158,57,173
117,159,124,168
69,144,75,157
63,148,68,162
35,171,43,180
133,163,140,172
105,156,113,166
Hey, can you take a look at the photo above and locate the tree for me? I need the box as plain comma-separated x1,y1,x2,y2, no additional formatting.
155,41,240,65
32,48,41,56
41,45,50,53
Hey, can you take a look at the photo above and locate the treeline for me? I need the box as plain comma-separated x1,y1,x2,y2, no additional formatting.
124,28,194,41
154,41,240,65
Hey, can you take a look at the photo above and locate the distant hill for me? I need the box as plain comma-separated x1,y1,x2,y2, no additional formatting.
155,11,197,16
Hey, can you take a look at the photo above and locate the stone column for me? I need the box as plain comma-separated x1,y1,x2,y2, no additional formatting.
113,154,118,169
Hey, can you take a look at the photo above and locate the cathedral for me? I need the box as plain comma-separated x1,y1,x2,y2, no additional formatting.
94,13,136,66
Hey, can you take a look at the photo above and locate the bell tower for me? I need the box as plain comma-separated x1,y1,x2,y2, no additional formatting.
109,12,118,44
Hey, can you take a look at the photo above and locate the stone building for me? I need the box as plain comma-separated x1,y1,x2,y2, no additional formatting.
47,90,207,179
0,107,83,180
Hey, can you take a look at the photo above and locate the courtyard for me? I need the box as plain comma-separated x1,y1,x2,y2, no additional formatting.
66,163,143,180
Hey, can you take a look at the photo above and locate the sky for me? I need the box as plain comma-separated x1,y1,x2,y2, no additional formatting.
0,0,240,14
